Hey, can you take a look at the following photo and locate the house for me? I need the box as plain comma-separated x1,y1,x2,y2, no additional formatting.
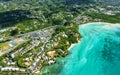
0,67,19,71
0,67,25,72
47,51,56,58
9,40,17,47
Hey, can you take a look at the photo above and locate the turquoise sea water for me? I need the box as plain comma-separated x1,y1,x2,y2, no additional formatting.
42,22,120,75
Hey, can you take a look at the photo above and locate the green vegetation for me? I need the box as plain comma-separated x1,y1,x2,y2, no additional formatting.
48,24,80,57
0,56,7,67
10,28,18,36
0,41,10,51
12,40,31,61
0,71,29,75
0,61,6,67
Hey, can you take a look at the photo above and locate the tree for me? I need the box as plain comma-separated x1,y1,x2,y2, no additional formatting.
10,29,18,36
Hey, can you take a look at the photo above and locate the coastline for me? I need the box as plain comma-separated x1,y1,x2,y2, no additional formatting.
41,22,120,75
68,44,76,51
80,22,120,26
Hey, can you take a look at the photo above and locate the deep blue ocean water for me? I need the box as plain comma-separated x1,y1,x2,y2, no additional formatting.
42,22,120,75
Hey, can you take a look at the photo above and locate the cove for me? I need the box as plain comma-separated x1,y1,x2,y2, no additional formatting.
42,22,120,75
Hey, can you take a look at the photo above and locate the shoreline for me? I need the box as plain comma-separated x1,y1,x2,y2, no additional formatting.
80,22,120,26
67,22,119,51
68,44,76,51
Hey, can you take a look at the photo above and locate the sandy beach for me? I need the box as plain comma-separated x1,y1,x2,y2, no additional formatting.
68,44,76,51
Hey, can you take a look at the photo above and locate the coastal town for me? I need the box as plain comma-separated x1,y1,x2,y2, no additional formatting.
0,26,55,73
0,0,120,74
0,24,80,74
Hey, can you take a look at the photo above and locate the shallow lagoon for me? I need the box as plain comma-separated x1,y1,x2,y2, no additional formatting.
42,22,120,75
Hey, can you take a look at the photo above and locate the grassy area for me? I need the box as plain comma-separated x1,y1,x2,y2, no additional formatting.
0,42,10,51
0,71,30,75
